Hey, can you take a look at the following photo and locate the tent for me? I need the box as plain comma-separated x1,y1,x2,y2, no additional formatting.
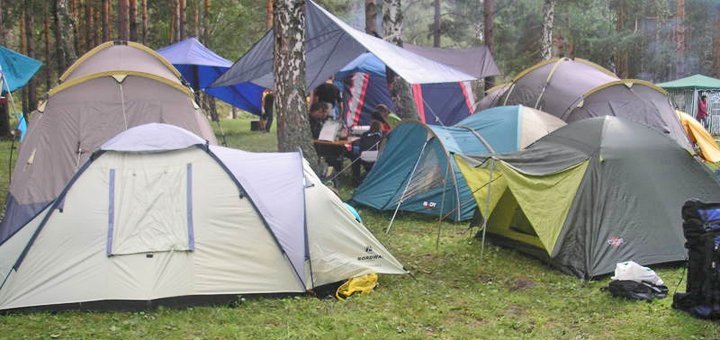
455,116,720,278
338,53,476,127
0,124,405,311
211,0,480,91
677,110,720,163
0,45,42,93
157,37,266,115
351,106,565,221
657,74,720,134
0,41,217,245
487,58,691,151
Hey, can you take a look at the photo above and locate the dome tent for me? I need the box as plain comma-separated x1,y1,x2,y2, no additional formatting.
456,117,720,278
0,41,217,245
0,124,405,312
487,58,691,151
351,105,565,222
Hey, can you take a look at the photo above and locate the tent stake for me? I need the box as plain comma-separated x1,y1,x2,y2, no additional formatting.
386,139,429,233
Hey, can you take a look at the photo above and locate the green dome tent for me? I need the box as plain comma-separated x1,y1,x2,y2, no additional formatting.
456,116,720,278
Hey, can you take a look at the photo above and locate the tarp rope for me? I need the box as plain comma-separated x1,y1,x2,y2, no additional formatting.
386,138,430,233
324,138,383,184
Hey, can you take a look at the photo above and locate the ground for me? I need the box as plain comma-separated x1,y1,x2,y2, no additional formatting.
0,116,718,338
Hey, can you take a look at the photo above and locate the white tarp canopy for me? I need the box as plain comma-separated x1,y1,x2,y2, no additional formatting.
211,0,480,90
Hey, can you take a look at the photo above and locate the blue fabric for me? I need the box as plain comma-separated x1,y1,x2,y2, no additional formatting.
0,45,42,93
343,203,363,223
351,106,527,221
17,114,27,141
157,38,265,114
420,83,471,126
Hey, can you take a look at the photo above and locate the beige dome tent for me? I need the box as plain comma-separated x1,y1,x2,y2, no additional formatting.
0,41,216,244
485,58,691,150
0,124,405,311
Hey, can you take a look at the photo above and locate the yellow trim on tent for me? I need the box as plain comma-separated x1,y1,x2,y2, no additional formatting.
59,41,182,82
579,79,669,100
485,83,509,95
677,110,720,163
510,57,616,83
49,71,193,97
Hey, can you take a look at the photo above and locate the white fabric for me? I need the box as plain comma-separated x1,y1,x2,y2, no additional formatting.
360,151,378,162
611,261,664,286
102,123,206,152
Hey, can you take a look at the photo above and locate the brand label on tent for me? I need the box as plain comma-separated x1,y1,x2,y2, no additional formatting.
358,245,383,262
607,236,625,248
422,201,437,209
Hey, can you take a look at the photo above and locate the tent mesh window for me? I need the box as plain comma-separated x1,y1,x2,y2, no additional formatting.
107,163,194,256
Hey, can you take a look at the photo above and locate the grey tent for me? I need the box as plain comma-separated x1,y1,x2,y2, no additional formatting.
0,41,217,244
456,116,720,278
211,0,494,90
479,58,691,150
0,124,405,311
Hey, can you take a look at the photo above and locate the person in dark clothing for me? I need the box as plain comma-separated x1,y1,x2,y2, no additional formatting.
262,92,274,132
312,80,343,120
351,120,384,185
309,102,330,139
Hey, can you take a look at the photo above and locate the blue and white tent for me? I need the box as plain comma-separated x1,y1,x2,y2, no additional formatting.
351,106,566,221
0,124,405,311
157,38,265,114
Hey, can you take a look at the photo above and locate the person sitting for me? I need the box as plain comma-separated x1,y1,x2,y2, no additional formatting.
372,104,401,133
309,102,330,139
351,120,384,185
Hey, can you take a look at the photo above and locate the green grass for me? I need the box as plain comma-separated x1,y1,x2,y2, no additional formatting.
0,116,718,338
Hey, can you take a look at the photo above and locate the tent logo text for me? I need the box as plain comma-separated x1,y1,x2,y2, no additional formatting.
422,201,437,209
358,246,383,262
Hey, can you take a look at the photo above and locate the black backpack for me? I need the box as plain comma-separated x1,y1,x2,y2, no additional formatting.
605,280,668,301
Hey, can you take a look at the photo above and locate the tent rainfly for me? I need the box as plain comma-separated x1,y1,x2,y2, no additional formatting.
0,41,217,245
351,105,565,222
455,116,720,278
211,0,485,90
0,124,406,312
478,58,691,151
157,37,266,115
0,45,42,93
676,110,720,163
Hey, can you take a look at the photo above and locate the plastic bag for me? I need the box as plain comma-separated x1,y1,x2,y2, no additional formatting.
611,261,664,286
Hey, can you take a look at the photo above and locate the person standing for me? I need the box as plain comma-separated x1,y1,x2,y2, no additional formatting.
262,92,275,133
698,94,709,128
311,78,343,120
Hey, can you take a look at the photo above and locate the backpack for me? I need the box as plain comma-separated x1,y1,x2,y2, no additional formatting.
605,280,668,301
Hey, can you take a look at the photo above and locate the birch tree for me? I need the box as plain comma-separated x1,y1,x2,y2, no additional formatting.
382,0,418,119
541,0,555,60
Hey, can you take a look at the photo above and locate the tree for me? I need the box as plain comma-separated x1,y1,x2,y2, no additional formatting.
54,0,78,75
0,0,5,45
433,0,440,47
101,0,109,41
382,0,418,119
266,0,273,30
365,0,377,35
129,0,138,41
483,0,494,88
118,0,129,40
141,0,147,43
273,0,321,172
178,0,186,41
541,0,555,60
24,0,37,113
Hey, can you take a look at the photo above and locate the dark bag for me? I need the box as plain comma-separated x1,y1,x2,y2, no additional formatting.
605,280,668,301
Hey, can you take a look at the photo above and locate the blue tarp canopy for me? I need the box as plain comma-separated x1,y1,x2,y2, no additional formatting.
0,45,42,94
157,37,265,115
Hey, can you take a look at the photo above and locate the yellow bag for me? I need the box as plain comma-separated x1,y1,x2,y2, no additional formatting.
335,273,378,301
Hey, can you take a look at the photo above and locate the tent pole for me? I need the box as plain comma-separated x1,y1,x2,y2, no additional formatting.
386,139,429,234
480,158,495,259
435,158,451,250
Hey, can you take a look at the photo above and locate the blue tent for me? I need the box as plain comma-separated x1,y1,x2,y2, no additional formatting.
0,45,42,94
337,53,475,127
157,38,265,114
351,106,566,221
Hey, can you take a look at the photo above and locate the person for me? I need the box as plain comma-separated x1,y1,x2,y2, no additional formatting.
698,94,709,128
311,79,343,120
262,92,275,133
372,104,402,133
351,120,384,185
309,102,330,139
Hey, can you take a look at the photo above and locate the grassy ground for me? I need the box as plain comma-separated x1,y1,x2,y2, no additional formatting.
0,116,718,338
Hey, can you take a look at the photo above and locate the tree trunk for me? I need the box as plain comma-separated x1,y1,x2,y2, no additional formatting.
44,8,52,91
101,0,109,41
364,0,377,35
265,0,273,30
203,0,210,46
85,0,94,49
713,11,720,77
675,0,686,78
194,1,200,38
141,0,147,43
54,0,78,74
0,0,8,137
273,0,321,172
178,0,186,41
541,0,555,60
24,3,37,113
71,0,80,54
93,2,100,45
118,0,128,40
382,0,418,119
129,0,137,41
0,0,5,45
483,0,494,89
433,0,440,47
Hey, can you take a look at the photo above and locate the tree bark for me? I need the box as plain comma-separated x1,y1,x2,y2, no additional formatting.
85,0,94,49
203,0,210,46
118,0,128,41
178,0,186,41
24,2,37,113
483,0,494,89
129,0,137,41
71,0,80,53
0,0,5,45
193,1,200,38
713,11,720,77
541,0,555,60
265,0,273,30
675,0,686,78
382,0,418,119
433,0,440,47
101,0,109,41
141,0,147,43
53,0,78,75
273,0,321,172
44,7,52,91
364,0,377,35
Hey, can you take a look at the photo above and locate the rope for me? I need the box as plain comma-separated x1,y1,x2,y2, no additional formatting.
386,139,429,233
